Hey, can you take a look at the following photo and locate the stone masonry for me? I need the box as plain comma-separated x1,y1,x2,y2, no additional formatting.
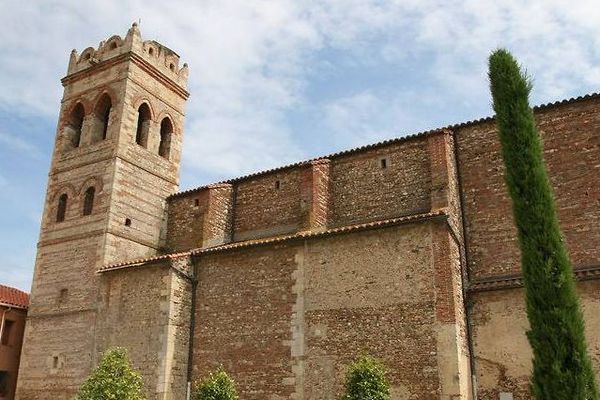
16,25,600,400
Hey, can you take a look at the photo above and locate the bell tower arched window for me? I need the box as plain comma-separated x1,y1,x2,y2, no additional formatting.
65,103,85,150
82,187,95,216
135,103,151,148
56,194,68,222
91,94,112,143
159,117,173,159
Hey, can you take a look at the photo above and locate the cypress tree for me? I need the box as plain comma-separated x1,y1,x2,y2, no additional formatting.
488,48,598,399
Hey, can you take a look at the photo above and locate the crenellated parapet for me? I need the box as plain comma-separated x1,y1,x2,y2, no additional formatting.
66,22,188,89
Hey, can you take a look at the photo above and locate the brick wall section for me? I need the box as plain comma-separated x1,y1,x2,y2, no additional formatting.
192,245,298,399
17,311,96,399
96,265,169,398
431,221,472,399
329,137,432,227
96,257,193,400
301,224,440,399
456,96,600,280
232,169,304,241
427,130,463,239
306,159,332,230
167,191,208,252
470,280,600,400
203,184,234,247
190,222,466,399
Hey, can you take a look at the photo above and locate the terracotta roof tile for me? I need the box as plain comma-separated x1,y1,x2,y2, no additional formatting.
0,284,29,309
98,210,447,273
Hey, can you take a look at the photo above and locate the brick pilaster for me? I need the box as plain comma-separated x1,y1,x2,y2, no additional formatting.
301,159,331,232
202,183,234,247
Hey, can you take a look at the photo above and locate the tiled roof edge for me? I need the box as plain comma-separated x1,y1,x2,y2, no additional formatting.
468,263,600,292
98,251,192,273
0,301,28,310
98,210,447,272
193,210,446,255
170,91,600,199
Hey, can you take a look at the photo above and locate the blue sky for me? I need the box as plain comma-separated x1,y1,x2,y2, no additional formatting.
1,0,599,291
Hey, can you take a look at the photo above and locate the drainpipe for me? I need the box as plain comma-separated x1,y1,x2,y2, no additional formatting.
186,260,198,400
0,306,11,344
451,129,479,399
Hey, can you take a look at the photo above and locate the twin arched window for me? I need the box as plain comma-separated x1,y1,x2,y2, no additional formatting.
55,186,96,222
134,103,173,159
64,94,112,151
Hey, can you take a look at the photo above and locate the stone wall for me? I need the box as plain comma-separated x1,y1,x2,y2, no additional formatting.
96,258,193,400
329,138,432,227
456,96,600,280
470,281,600,400
191,221,468,399
166,132,443,251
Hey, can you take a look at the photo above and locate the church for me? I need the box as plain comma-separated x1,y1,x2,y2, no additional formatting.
15,24,600,400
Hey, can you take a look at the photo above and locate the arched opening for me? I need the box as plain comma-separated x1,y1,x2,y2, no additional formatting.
56,194,68,222
65,103,85,150
82,187,95,216
159,117,173,159
135,103,152,148
91,94,112,143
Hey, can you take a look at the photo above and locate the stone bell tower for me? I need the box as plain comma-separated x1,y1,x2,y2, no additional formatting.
16,24,189,399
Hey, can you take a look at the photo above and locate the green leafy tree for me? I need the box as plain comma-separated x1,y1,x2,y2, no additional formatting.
76,347,145,400
488,48,598,400
342,355,390,400
193,367,239,400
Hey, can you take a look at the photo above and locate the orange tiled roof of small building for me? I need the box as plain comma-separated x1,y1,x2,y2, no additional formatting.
0,284,29,309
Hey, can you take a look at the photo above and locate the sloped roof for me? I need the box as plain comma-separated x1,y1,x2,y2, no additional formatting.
0,284,30,309
169,91,600,200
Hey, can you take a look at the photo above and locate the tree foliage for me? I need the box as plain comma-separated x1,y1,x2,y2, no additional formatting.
488,48,598,400
76,347,145,400
342,355,390,400
193,367,239,400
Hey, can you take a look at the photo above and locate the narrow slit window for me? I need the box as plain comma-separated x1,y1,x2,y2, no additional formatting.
82,187,95,216
56,194,68,222
125,218,132,227
380,157,388,169
159,117,173,159
92,94,112,143
275,180,281,190
135,103,151,148
66,103,85,150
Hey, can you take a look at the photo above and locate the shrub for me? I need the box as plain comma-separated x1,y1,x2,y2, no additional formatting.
76,347,145,400
193,367,239,400
342,355,390,400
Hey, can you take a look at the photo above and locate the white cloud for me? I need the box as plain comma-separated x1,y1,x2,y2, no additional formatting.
1,0,599,184
1,0,600,291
